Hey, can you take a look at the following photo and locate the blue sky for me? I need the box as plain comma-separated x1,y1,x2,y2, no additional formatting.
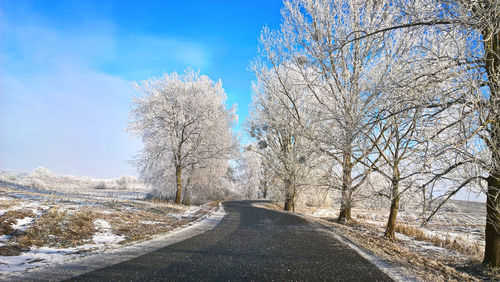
0,0,284,178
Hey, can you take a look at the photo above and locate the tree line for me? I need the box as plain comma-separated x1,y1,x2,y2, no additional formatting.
246,0,499,267
127,0,499,267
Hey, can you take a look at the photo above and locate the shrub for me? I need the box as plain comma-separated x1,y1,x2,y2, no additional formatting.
115,176,134,190
94,180,107,190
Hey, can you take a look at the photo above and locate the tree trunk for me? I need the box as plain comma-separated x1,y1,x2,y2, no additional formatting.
385,177,400,240
484,173,500,267
284,196,294,211
338,203,351,223
175,165,182,204
182,191,191,206
182,172,192,206
338,152,353,223
482,26,500,267
283,178,295,211
261,179,268,199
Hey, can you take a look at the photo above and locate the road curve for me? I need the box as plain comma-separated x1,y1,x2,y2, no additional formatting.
68,201,392,281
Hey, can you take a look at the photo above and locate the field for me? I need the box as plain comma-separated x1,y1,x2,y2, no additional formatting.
0,169,216,277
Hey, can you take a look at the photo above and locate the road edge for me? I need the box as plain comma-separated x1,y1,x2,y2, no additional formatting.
12,202,226,282
251,202,414,282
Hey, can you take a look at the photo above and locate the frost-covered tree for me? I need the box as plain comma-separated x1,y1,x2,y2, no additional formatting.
129,70,237,204
248,65,322,211
237,147,263,200
367,107,426,239
257,0,396,222
340,0,500,266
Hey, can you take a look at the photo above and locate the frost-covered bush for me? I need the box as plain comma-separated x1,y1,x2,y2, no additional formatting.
94,180,107,190
28,178,46,189
0,167,147,191
30,167,53,178
115,176,135,190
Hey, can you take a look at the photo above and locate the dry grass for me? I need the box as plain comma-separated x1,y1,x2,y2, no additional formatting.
395,224,482,258
18,207,96,248
0,209,36,235
0,198,21,210
321,219,483,281
0,184,218,264
0,245,25,256
395,224,427,240
105,202,215,244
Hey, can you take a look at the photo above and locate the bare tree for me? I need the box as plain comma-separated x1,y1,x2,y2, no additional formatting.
129,70,237,204
344,0,499,266
254,0,499,265
248,65,322,211
257,0,396,222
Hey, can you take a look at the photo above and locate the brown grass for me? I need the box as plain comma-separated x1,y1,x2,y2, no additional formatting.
0,209,36,235
395,224,427,240
322,219,482,281
104,202,214,244
395,224,482,258
18,207,96,248
0,245,25,256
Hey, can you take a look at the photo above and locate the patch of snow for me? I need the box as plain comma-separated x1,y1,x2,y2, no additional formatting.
0,246,88,274
0,235,10,242
92,233,126,245
139,220,161,225
12,217,34,231
312,208,337,218
169,206,200,219
94,219,112,231
92,219,125,245
38,205,51,211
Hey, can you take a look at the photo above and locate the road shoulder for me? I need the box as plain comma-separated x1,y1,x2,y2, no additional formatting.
251,202,413,281
11,203,226,282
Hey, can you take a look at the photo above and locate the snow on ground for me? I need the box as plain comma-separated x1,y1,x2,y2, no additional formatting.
11,217,34,231
92,219,126,245
301,199,485,254
0,171,217,278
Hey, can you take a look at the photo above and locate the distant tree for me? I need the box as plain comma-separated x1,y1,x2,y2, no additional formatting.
238,147,262,200
129,70,237,204
248,65,323,211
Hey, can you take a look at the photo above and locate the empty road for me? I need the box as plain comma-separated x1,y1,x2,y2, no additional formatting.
68,201,392,281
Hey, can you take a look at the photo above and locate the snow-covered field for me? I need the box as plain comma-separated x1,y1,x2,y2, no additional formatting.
308,200,483,246
0,168,216,278
306,199,485,256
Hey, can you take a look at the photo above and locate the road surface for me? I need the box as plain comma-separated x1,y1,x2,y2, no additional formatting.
68,201,392,281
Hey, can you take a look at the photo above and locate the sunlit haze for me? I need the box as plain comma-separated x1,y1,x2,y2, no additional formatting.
0,0,283,177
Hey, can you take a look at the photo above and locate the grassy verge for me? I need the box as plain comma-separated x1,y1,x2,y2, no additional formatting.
0,192,218,257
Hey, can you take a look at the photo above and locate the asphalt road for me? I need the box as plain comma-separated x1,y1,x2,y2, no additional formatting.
68,201,392,281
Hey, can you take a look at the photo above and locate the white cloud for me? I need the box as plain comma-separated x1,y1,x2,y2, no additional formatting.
0,14,136,177
0,7,214,177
